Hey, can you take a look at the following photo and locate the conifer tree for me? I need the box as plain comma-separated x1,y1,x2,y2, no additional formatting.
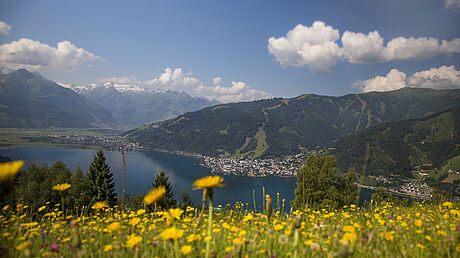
69,166,91,209
152,170,176,209
180,189,194,210
87,151,117,206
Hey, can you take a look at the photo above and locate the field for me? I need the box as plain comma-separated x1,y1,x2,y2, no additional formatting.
0,128,123,149
2,198,459,257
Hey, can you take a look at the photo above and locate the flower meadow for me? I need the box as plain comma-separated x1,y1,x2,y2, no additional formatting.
0,162,459,257
1,194,459,257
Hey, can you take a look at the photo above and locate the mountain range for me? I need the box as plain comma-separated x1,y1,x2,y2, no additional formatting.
71,82,216,128
0,69,216,128
0,69,118,128
125,88,460,159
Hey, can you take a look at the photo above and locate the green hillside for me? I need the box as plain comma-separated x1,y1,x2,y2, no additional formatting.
330,107,460,178
125,87,460,158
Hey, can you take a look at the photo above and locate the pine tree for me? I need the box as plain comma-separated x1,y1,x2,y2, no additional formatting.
87,151,117,206
152,170,176,209
180,189,194,210
69,166,91,209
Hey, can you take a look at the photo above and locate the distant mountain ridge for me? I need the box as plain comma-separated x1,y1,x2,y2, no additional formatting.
125,87,460,158
0,69,119,128
69,82,217,128
0,69,217,129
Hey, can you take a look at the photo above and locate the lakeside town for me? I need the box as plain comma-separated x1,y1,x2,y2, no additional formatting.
201,153,307,177
23,134,143,151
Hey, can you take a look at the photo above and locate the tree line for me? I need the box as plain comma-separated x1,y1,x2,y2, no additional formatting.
0,151,193,214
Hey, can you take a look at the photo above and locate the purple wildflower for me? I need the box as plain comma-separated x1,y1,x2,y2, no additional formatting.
49,244,59,252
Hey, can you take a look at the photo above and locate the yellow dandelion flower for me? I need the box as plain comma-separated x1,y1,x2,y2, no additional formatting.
108,222,120,231
160,227,184,240
0,160,24,184
37,206,46,212
437,230,446,236
304,239,313,246
16,240,32,251
342,225,355,232
91,201,109,210
143,186,166,205
383,232,394,241
125,234,142,248
414,219,423,227
187,234,199,242
243,213,254,222
275,224,284,231
416,244,425,249
165,208,184,221
442,202,453,208
136,209,146,216
225,246,234,252
51,183,71,192
233,238,243,245
129,217,141,226
342,232,358,242
104,245,113,252
193,175,225,190
181,245,192,255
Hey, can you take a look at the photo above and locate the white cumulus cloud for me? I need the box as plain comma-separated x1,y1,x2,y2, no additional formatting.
0,21,12,35
407,65,460,89
268,21,460,73
143,67,273,103
212,76,222,85
353,65,460,92
445,0,460,9
268,21,342,73
353,69,407,92
193,81,272,103
98,76,140,85
144,67,201,88
0,38,105,72
342,31,390,63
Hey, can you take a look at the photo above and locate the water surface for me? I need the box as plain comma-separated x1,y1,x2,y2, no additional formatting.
0,145,376,211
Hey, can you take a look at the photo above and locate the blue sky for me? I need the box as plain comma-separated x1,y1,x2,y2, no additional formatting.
0,0,459,102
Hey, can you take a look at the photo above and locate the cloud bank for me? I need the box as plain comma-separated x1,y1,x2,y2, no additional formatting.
0,21,11,35
0,38,105,72
268,21,460,73
445,0,460,9
353,65,460,92
100,67,272,103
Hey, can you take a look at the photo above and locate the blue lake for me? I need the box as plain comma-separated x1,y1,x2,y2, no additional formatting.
0,145,374,211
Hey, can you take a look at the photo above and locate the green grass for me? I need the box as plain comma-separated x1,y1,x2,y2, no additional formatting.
0,128,122,149
252,127,268,159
